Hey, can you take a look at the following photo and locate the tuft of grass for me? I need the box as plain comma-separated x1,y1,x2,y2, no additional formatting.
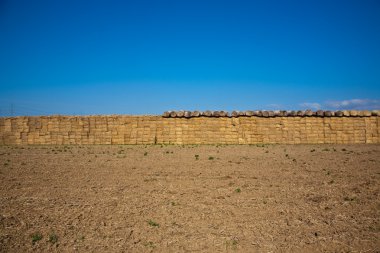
225,239,238,249
49,233,58,244
235,188,241,193
310,149,316,152
343,196,355,202
322,148,330,151
144,241,156,248
31,232,43,244
195,154,199,160
148,220,160,227
144,152,148,156
208,156,214,160
341,148,347,152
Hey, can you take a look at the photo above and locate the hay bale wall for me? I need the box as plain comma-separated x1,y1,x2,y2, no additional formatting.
0,111,379,144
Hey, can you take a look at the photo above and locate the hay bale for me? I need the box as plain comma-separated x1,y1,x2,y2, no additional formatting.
349,110,358,117
212,111,221,117
184,111,192,118
231,111,240,117
203,110,212,117
362,110,371,117
163,111,171,117
191,111,201,117
316,110,324,117
305,110,313,116
245,110,254,116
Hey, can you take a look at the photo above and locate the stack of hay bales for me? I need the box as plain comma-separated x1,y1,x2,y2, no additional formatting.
0,110,379,145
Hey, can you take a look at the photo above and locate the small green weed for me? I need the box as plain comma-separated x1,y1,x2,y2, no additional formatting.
31,232,43,244
225,239,238,249
144,241,156,248
49,233,58,244
343,196,355,201
235,188,241,193
148,220,159,227
208,156,214,160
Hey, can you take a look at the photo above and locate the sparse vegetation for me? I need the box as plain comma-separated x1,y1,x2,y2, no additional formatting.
148,220,160,227
225,239,238,249
31,232,43,244
208,156,214,160
49,233,58,244
0,144,377,252
144,241,156,248
344,196,355,202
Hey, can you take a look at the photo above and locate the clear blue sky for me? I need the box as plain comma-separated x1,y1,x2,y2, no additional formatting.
1,0,379,116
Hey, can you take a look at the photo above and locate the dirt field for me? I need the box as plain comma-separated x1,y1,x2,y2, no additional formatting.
0,144,379,252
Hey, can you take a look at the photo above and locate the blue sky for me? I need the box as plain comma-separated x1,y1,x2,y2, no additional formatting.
1,0,379,116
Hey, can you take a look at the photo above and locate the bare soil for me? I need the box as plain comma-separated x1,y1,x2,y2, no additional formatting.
0,144,379,252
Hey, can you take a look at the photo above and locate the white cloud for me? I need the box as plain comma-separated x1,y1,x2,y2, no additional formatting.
299,102,321,110
325,99,380,110
299,99,380,110
266,104,283,110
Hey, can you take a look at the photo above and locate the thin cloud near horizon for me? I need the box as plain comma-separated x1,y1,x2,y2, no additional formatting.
300,99,380,111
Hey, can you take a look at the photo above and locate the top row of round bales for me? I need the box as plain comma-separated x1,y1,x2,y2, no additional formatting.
163,110,380,118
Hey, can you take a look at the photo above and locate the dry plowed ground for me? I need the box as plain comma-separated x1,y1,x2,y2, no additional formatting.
0,144,379,252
